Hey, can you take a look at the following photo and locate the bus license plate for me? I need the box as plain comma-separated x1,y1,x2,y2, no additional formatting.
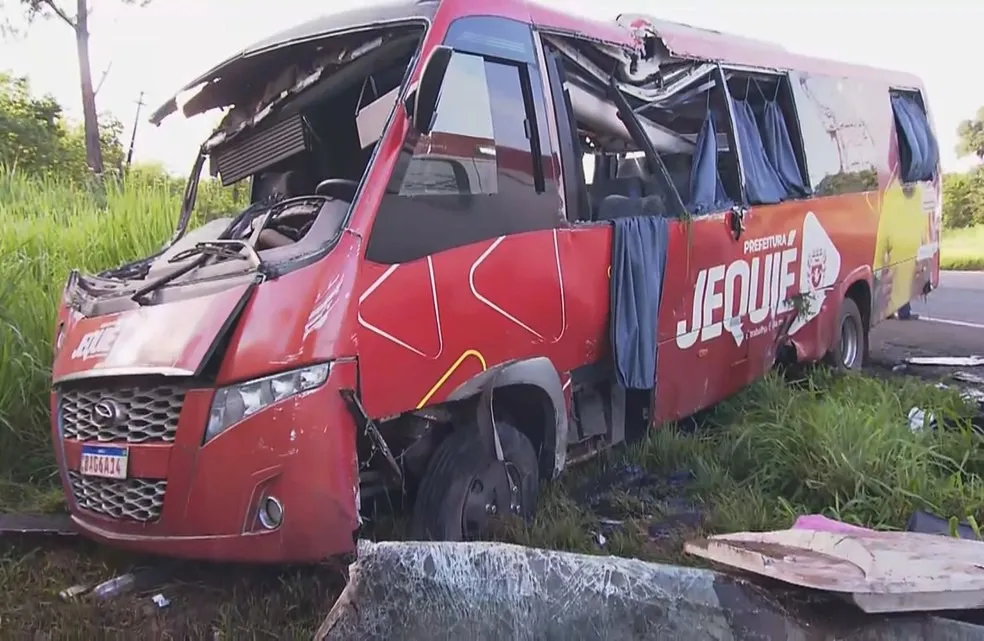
80,445,129,480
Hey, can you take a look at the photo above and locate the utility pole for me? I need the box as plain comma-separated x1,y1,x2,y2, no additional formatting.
126,90,146,170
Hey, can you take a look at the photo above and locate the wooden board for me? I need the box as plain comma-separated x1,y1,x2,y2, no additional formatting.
684,528,984,613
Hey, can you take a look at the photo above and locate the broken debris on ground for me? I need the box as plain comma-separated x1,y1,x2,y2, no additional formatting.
570,463,704,547
905,355,984,367
316,539,984,641
686,524,984,614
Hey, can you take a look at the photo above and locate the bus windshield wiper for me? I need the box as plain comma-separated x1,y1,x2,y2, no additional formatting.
168,239,262,269
132,239,263,304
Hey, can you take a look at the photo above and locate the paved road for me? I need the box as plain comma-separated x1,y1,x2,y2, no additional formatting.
870,271,984,367
909,271,984,326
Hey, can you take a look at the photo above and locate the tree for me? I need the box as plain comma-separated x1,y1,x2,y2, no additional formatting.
956,106,984,161
0,71,124,180
10,0,150,175
942,172,979,229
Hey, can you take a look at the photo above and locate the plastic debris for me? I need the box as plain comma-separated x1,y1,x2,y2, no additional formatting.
88,565,174,602
906,510,981,541
963,387,984,405
937,382,984,407
954,372,984,386
151,593,171,609
907,407,936,432
598,517,624,532
59,584,90,601
91,573,137,601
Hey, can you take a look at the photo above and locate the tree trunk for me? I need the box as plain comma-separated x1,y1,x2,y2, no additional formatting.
74,0,104,175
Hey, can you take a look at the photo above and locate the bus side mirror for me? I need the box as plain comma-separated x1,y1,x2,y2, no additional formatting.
408,45,453,135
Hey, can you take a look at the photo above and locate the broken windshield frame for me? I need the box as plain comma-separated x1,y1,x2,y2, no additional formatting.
102,22,431,286
103,150,207,280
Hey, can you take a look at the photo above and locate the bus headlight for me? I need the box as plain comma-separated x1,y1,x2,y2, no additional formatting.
204,363,331,444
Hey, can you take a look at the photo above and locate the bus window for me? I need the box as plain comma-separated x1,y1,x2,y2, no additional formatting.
631,67,742,215
789,73,880,196
889,89,939,184
367,51,560,263
726,71,811,205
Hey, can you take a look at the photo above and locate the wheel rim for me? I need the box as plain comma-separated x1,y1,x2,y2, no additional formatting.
840,314,860,369
460,461,523,539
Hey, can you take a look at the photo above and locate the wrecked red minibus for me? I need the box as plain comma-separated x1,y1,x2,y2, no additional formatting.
50,0,942,562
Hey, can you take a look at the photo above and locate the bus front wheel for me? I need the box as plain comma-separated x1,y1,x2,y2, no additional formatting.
409,420,539,541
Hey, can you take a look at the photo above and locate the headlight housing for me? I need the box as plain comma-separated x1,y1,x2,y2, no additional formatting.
204,363,331,444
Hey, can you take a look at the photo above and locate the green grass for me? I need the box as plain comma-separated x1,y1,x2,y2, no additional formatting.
941,224,984,271
2,169,984,637
0,167,241,494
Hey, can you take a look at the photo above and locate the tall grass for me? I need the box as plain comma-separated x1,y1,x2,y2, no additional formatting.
941,224,984,271
0,167,241,487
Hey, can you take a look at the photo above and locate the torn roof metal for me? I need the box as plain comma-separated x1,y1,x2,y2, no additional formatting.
148,1,436,126
616,14,787,59
611,12,923,87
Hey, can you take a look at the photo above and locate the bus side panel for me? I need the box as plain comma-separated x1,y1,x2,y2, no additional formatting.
354,226,613,420
872,85,942,323
872,179,940,323
739,195,879,367
923,88,944,293
653,214,765,423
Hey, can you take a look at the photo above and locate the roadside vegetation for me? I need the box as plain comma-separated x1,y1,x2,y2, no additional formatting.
941,224,984,271
0,167,244,506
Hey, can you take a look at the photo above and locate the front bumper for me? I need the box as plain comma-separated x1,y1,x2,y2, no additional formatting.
51,361,361,563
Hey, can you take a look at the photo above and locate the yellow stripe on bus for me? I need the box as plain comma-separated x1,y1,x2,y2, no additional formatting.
415,349,488,409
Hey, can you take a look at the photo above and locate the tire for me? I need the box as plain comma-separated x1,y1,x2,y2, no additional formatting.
409,420,539,541
824,297,866,371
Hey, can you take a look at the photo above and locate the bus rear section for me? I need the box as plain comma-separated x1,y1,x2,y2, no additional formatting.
49,0,943,564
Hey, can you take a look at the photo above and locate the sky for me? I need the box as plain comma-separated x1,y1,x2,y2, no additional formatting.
2,0,981,176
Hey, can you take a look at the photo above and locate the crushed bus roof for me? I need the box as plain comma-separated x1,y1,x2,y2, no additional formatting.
149,1,437,125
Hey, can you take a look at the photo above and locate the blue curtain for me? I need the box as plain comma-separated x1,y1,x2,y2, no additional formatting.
688,113,733,214
761,100,810,198
610,215,669,390
730,98,788,205
891,95,938,183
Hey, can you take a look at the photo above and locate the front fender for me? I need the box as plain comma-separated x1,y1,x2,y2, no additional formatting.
449,357,568,480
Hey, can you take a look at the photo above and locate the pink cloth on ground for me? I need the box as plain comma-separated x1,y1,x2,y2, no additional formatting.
791,514,876,534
